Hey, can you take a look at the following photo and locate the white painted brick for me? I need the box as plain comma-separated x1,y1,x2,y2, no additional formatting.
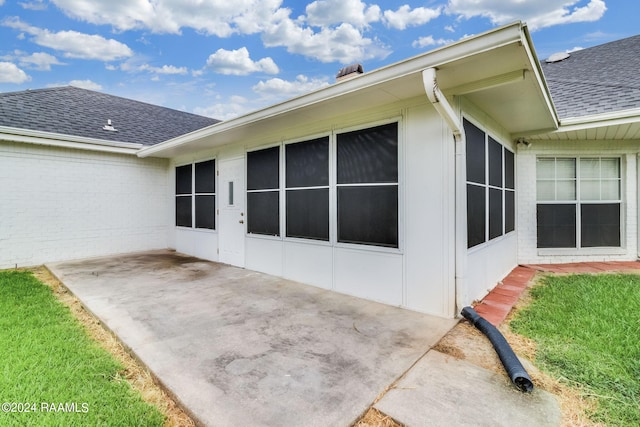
516,141,638,264
0,141,170,268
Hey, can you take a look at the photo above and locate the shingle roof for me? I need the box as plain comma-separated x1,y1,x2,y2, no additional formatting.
0,86,219,146
540,34,640,119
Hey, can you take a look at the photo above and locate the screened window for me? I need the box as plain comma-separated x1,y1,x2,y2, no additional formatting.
336,122,399,247
285,137,329,240
175,159,216,230
464,119,515,248
247,146,280,236
536,157,621,248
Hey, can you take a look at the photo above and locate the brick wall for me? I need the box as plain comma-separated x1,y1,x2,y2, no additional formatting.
0,141,171,268
517,140,638,264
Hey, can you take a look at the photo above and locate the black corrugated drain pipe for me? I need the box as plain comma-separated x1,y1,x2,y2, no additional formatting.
461,306,534,393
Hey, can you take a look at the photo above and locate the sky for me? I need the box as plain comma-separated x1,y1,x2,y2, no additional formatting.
0,0,638,120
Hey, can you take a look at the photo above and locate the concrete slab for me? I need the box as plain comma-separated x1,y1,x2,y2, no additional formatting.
48,250,457,427
375,350,561,427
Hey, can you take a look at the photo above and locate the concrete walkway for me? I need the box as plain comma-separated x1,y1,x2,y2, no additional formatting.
48,250,457,426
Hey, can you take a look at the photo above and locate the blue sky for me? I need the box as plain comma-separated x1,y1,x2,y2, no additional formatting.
0,0,637,120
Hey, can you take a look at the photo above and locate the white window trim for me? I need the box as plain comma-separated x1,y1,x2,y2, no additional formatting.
175,158,217,233
245,117,404,254
535,156,624,252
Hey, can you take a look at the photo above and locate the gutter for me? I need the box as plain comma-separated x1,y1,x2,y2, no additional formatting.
0,125,143,155
422,68,467,316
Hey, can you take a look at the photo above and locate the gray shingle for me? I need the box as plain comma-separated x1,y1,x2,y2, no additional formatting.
0,86,219,146
541,34,640,119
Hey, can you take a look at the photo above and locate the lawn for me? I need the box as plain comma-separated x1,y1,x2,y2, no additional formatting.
510,273,640,425
0,270,165,426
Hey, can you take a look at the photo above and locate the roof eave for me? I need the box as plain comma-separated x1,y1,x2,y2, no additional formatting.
0,126,143,155
139,21,543,158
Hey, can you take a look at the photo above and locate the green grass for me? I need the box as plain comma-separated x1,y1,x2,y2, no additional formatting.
510,273,640,426
0,270,164,426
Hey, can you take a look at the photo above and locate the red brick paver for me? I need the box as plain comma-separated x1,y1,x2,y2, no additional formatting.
472,261,640,326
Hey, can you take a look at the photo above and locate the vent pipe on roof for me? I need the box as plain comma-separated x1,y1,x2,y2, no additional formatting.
336,64,364,82
103,119,118,132
422,68,467,316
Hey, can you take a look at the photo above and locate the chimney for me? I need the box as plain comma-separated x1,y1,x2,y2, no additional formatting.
336,63,364,82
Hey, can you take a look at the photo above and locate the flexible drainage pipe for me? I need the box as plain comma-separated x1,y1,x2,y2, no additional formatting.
461,306,534,392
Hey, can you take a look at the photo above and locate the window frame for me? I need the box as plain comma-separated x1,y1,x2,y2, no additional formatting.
244,118,402,253
175,158,217,231
246,145,281,237
284,135,331,242
535,156,623,250
334,120,401,250
464,118,516,250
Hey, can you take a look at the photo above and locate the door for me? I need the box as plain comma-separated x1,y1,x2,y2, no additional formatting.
218,157,245,267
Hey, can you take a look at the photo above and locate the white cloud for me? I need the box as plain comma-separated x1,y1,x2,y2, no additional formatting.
49,0,286,37
19,1,47,10
206,47,279,75
194,96,251,120
252,74,330,99
2,17,133,61
263,20,390,64
0,62,31,83
44,0,390,64
566,46,584,53
69,79,102,90
19,51,64,70
447,0,607,31
383,5,441,30
305,0,381,28
412,36,453,49
141,64,188,75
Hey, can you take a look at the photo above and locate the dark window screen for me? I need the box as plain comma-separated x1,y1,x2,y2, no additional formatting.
286,137,329,188
537,204,576,248
286,189,329,240
505,191,515,233
488,137,502,187
247,147,279,190
467,184,486,248
195,195,215,229
176,196,192,227
505,149,515,189
489,188,503,239
337,122,398,184
176,164,192,194
247,191,279,236
464,119,485,184
337,186,398,247
581,203,620,247
195,160,216,193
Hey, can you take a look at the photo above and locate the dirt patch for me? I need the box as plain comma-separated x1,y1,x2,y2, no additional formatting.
31,267,195,427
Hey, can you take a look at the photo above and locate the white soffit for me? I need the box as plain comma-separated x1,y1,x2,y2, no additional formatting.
522,108,640,141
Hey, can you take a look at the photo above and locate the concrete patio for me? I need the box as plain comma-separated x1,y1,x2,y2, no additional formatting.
47,250,457,426
47,250,562,426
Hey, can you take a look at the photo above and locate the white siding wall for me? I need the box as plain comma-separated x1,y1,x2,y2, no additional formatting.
172,99,458,317
0,141,170,268
517,140,638,264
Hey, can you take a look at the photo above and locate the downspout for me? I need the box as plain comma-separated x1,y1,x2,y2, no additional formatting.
422,68,468,316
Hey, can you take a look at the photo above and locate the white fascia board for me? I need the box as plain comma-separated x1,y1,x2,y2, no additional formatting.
0,125,143,155
138,22,528,159
520,25,559,127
